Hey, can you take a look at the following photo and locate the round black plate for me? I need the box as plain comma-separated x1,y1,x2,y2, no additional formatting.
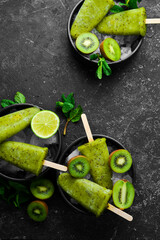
68,0,143,66
56,134,134,215
0,103,61,182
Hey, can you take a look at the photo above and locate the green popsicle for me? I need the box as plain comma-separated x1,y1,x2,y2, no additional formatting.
0,141,48,176
0,107,40,143
58,173,112,217
70,0,115,39
96,7,147,36
78,138,113,189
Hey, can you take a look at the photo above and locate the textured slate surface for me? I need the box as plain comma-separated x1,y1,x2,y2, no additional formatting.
0,0,160,239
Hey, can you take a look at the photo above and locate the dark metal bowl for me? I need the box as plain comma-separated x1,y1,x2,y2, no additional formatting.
0,103,61,182
56,134,134,215
68,0,143,67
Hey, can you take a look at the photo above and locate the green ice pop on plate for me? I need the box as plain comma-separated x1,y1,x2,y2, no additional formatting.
70,0,115,39
58,172,112,217
0,107,40,144
0,141,48,176
96,7,147,37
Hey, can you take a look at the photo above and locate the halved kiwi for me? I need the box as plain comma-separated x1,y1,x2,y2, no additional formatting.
112,179,135,210
30,178,54,200
109,149,132,173
100,38,121,61
27,200,48,222
68,155,90,178
75,32,99,54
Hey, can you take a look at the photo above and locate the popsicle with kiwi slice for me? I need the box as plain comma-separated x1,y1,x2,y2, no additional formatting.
79,113,133,221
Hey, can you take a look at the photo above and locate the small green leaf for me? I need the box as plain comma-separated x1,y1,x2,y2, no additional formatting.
61,93,67,103
8,181,29,193
110,5,125,13
69,105,83,122
90,54,98,60
66,93,75,106
128,0,138,9
96,63,103,79
102,59,112,76
0,186,5,195
62,102,74,114
1,99,15,108
14,92,26,104
56,101,64,107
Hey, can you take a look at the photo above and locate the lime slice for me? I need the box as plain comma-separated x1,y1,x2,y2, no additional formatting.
31,110,60,139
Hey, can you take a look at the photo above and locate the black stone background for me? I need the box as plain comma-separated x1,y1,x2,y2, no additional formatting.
0,0,160,239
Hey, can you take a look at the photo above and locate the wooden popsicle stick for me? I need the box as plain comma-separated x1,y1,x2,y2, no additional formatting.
107,203,133,221
43,160,68,172
81,113,133,221
81,114,94,142
145,19,160,24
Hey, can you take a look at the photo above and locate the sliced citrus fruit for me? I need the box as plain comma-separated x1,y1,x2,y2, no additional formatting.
31,110,60,139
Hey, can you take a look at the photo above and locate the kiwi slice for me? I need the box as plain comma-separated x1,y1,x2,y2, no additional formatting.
100,37,121,61
30,178,54,200
27,200,48,222
68,155,90,178
75,32,99,54
112,179,135,209
109,149,132,173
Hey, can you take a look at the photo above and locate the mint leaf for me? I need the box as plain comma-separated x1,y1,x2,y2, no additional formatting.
96,62,103,79
56,101,64,107
61,93,75,106
1,99,15,108
110,5,124,13
69,105,83,123
90,54,98,60
66,93,75,106
62,102,74,113
102,59,112,76
127,0,138,9
56,93,83,135
14,92,26,104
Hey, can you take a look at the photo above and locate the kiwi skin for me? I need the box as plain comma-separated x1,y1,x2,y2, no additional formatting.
100,37,121,61
68,155,90,178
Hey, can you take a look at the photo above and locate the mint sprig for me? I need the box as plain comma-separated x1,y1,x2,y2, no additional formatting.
0,177,31,208
56,93,83,135
110,0,142,13
1,92,26,108
90,54,112,79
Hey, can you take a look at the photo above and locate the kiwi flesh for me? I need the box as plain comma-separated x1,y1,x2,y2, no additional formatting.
112,179,135,209
109,149,132,173
100,37,121,61
68,155,90,178
75,32,99,54
27,200,48,222
30,178,54,200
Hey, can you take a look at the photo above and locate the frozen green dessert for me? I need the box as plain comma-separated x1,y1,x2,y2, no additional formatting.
58,173,112,217
0,141,48,175
78,138,113,189
96,7,147,36
0,107,40,143
70,0,115,39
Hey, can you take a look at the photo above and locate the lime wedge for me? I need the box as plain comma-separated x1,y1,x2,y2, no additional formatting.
31,110,60,139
